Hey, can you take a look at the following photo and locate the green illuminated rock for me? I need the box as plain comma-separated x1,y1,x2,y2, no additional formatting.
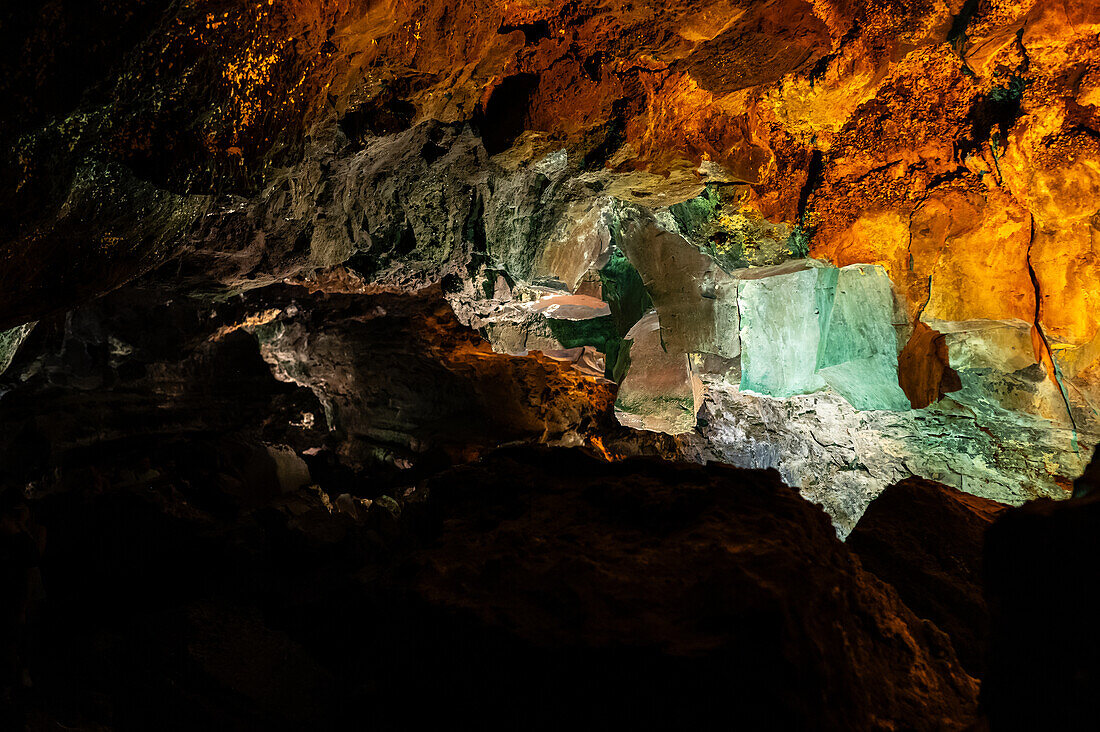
736,262,908,410
665,184,802,270
598,247,652,337
548,314,621,374
931,318,1072,426
817,356,911,412
737,263,835,398
817,265,909,411
0,323,34,376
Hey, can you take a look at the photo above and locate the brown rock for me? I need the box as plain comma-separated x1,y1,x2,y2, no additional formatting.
413,447,979,729
898,320,963,408
614,310,701,434
848,477,1007,677
618,210,739,358
255,285,617,468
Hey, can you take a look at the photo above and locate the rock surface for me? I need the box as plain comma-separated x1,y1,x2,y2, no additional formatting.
4,434,984,729
984,449,1100,730
848,477,1007,677
693,352,1080,535
252,284,617,469
0,278,629,489
0,0,1098,525
411,447,979,729
613,310,701,435
1,1,1099,725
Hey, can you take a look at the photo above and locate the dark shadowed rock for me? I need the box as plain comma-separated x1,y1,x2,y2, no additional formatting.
6,441,981,730
252,284,618,471
984,453,1100,730
410,447,979,729
898,321,963,409
848,477,1007,677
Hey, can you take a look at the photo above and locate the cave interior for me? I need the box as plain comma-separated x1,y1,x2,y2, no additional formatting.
2,0,1100,729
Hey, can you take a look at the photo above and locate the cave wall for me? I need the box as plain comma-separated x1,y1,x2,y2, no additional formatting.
3,3,1100,726
0,0,1098,529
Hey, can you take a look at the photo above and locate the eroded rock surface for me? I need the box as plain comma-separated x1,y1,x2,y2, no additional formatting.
613,310,701,435
0,279,629,488
848,477,1007,677
1,1,1099,724
693,378,1077,534
254,285,618,468
0,0,1097,526
984,448,1100,730
413,447,979,729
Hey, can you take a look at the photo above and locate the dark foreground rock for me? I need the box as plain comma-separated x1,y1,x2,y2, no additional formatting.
410,448,979,729
984,460,1100,731
0,280,623,490
4,445,979,730
848,477,1007,677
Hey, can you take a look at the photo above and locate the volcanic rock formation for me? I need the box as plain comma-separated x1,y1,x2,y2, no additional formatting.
1,0,1099,726
4,0,1098,530
3,441,983,729
847,477,1006,677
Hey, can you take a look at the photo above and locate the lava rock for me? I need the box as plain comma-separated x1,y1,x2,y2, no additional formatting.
410,447,979,729
983,457,1100,730
848,477,1007,677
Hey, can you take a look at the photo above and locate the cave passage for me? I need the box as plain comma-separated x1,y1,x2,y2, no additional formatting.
2,0,1100,729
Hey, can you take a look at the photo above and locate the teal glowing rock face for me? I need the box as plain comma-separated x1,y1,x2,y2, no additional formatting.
738,265,835,398
738,263,909,410
817,355,911,411
817,265,910,411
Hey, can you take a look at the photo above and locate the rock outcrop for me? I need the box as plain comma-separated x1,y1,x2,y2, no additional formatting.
252,284,618,469
1,1,1099,725
983,446,1100,730
1,0,1098,525
848,477,1007,677
7,442,979,729
411,448,981,728
0,278,628,490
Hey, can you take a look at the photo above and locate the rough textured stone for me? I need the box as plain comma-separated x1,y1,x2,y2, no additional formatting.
614,311,700,435
0,323,34,377
252,285,617,470
817,264,909,410
0,1,1096,531
848,477,1007,677
694,379,1079,536
0,1,1098,722
898,321,963,409
618,210,740,359
414,447,979,729
984,445,1100,730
